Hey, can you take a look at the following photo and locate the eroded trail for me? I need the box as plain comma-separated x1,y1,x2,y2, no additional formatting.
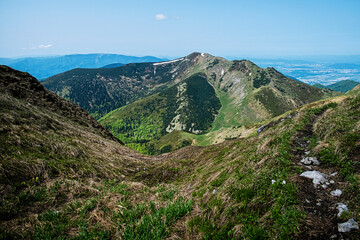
292,115,358,239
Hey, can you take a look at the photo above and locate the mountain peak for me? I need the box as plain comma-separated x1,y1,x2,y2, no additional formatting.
185,52,213,60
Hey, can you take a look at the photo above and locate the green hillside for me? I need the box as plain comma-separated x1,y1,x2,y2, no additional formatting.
99,73,221,154
1,66,359,239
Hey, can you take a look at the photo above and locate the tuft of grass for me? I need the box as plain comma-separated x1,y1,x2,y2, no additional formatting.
113,198,193,240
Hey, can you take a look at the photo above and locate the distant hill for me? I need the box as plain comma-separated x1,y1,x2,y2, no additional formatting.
0,54,165,79
101,63,124,68
312,80,360,92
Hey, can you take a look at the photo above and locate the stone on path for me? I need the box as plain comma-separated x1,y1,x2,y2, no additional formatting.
300,170,327,187
300,156,320,166
338,219,359,233
331,189,342,196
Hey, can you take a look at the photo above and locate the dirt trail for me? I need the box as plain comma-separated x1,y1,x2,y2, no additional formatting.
292,115,358,239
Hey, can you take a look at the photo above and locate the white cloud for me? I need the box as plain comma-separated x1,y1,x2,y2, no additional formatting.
38,44,52,49
29,44,53,50
155,14,167,21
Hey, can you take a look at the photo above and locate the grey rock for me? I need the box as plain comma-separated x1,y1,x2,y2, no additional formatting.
331,189,342,196
330,180,335,184
338,219,359,232
336,203,349,217
330,172,338,176
212,189,216,194
257,123,269,133
300,170,327,187
300,157,320,166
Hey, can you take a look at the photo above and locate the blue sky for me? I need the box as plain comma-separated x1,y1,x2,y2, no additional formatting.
0,0,359,58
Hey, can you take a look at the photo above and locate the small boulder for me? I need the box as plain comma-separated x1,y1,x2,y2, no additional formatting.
300,171,327,187
338,219,359,233
300,157,320,166
331,189,342,197
257,123,269,133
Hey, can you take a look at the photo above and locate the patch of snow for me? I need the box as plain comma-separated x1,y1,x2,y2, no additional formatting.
300,171,327,187
221,68,224,77
212,189,216,194
282,180,286,185
153,58,184,66
330,180,335,184
201,53,205,57
331,189,342,196
330,172,338,177
336,203,349,217
271,180,276,184
338,219,359,232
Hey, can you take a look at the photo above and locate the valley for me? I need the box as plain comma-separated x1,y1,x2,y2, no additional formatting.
0,65,359,239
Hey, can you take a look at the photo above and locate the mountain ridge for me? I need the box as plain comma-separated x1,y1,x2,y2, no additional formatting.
80,52,340,152
0,53,166,79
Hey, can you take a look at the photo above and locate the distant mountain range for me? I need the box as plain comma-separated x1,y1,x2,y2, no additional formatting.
0,54,165,80
42,52,340,154
312,80,360,92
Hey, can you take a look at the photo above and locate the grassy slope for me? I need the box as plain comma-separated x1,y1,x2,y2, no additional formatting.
1,82,359,239
99,73,221,154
